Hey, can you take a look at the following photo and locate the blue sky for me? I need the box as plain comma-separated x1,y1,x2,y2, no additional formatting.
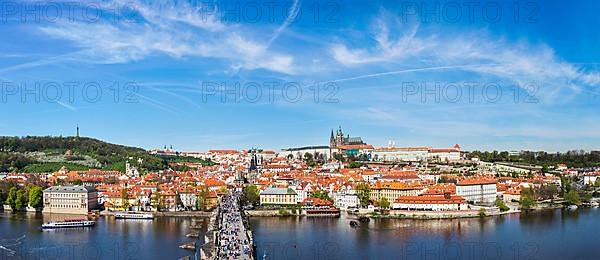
0,0,599,152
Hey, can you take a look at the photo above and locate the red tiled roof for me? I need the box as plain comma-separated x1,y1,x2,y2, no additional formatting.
457,178,496,186
208,149,239,154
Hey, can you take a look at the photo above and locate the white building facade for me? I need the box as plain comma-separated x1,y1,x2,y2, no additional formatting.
260,188,298,205
392,195,468,211
277,146,334,161
371,148,429,162
456,181,497,204
179,192,198,210
334,190,359,209
43,185,98,214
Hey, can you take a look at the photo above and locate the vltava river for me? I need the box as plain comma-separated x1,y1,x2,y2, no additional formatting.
2,208,599,259
0,213,208,259
250,208,600,260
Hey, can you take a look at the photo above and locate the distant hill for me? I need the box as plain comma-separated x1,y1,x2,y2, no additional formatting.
0,136,212,173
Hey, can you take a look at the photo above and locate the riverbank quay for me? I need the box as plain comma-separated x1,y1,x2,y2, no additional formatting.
247,207,523,219
366,208,521,219
245,209,340,217
100,210,213,217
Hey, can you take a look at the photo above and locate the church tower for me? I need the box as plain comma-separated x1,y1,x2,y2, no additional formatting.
330,129,335,148
335,126,344,147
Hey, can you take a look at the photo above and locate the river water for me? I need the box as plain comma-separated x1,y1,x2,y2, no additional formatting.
0,212,208,260
249,208,600,260
2,208,599,260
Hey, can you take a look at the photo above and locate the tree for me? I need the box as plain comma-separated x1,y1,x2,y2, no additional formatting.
241,185,260,206
121,188,129,210
347,162,364,168
15,190,26,210
520,188,537,209
150,192,161,211
303,152,313,162
73,179,83,185
28,185,43,208
536,183,558,200
197,185,209,211
357,153,369,161
563,190,580,205
437,175,448,183
495,199,509,212
310,190,331,201
278,208,291,216
218,186,228,194
560,176,571,196
6,187,18,210
478,208,487,218
355,183,371,208
595,178,600,187
582,192,592,203
541,165,550,173
377,197,390,209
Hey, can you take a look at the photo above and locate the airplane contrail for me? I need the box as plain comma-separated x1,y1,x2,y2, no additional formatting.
310,64,500,86
266,0,301,48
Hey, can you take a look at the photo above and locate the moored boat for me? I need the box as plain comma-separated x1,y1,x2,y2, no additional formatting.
114,212,154,219
305,208,341,217
567,205,578,210
41,218,95,229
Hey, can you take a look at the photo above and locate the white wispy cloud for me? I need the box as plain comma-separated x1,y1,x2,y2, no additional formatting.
35,0,295,74
329,10,600,102
331,11,433,65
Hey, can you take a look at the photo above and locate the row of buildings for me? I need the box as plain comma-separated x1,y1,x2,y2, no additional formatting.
152,127,463,163
257,175,498,211
21,149,565,214
5,128,592,215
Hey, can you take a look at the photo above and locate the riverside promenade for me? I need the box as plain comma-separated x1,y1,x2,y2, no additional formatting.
201,190,254,260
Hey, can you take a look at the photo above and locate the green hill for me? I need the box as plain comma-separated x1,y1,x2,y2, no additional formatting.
0,136,212,173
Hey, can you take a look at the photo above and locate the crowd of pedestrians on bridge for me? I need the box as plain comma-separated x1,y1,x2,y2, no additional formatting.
216,191,253,260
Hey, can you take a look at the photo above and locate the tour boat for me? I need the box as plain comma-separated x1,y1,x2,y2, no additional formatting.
114,212,154,220
41,218,95,229
305,207,341,217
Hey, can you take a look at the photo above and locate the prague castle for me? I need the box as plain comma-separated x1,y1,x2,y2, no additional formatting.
329,126,365,148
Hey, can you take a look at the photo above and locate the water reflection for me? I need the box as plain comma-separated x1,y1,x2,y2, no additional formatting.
1,212,208,260
3,209,600,259
250,209,600,260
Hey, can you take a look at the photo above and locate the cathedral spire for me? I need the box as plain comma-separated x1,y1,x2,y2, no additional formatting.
330,129,335,148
